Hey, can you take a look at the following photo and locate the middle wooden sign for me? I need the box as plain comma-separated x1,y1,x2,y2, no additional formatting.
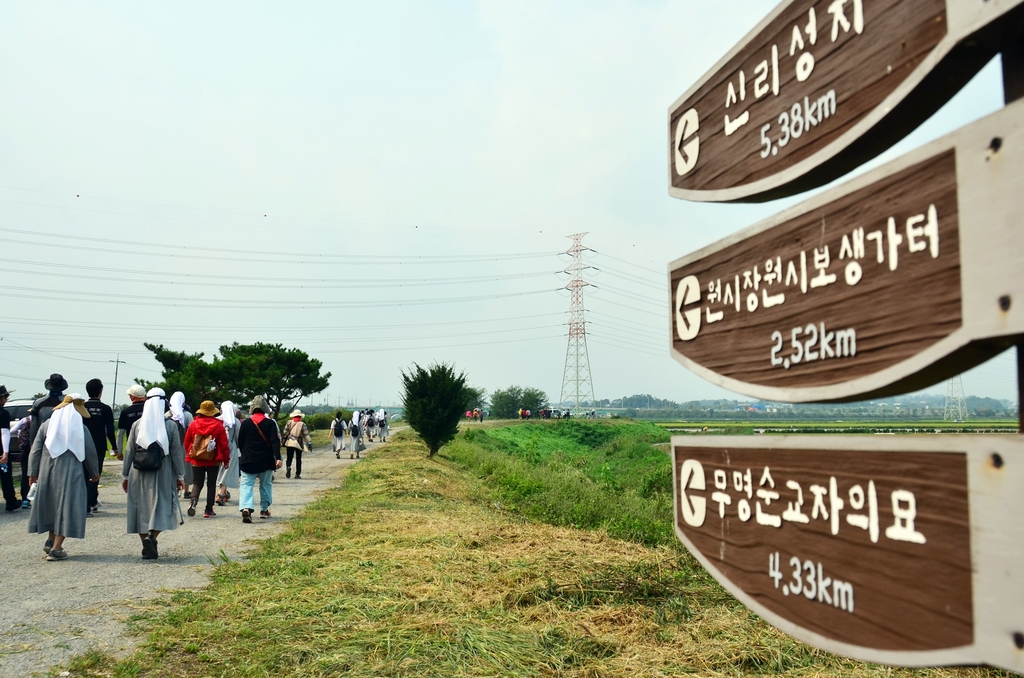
668,100,1024,403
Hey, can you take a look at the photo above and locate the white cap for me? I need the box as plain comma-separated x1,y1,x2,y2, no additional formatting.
127,384,147,398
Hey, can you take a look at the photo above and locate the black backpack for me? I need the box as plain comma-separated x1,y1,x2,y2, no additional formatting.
133,441,164,472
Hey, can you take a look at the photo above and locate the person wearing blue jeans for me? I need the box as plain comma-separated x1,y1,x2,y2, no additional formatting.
239,469,274,518
235,396,282,523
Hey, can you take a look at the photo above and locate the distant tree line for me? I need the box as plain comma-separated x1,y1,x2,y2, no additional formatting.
603,393,1017,421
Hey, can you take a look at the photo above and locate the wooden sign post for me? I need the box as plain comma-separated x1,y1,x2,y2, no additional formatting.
672,435,1024,671
664,0,1024,671
668,0,1024,203
669,100,1024,402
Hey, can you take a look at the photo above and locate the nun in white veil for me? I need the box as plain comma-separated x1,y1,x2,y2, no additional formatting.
122,387,186,560
215,401,241,505
166,391,194,495
28,394,100,561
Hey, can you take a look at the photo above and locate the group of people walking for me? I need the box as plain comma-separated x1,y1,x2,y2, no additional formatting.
0,372,349,561
329,407,387,459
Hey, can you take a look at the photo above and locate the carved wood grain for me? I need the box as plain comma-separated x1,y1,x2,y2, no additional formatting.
670,150,961,390
670,0,947,194
674,445,972,650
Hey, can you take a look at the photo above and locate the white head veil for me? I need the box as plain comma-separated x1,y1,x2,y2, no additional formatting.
137,387,170,455
169,391,187,428
220,400,237,429
45,393,86,461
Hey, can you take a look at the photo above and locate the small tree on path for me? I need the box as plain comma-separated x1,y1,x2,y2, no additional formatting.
401,362,468,457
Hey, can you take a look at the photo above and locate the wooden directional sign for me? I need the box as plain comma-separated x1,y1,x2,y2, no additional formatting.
668,0,1024,203
672,434,1024,671
668,100,1024,403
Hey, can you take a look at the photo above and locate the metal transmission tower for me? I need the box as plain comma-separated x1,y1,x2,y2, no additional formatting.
943,375,968,421
559,233,596,416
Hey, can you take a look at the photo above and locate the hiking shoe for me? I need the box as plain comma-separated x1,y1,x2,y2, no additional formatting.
46,548,68,561
187,505,196,517
141,537,158,560
43,539,53,554
260,510,270,519
241,509,252,523
294,474,301,479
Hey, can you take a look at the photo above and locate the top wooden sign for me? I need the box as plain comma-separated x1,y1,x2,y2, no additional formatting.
668,0,1024,203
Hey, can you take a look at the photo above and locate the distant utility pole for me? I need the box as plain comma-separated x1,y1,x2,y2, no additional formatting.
943,375,968,421
109,354,126,408
559,233,596,417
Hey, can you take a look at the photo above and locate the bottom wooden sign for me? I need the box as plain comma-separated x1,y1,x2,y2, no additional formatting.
672,435,1024,672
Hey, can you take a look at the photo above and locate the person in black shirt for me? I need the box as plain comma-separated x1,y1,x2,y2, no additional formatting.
25,373,67,508
117,384,147,460
0,384,19,511
83,378,117,514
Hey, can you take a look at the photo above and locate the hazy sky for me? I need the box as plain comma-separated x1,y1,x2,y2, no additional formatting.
0,1,1016,407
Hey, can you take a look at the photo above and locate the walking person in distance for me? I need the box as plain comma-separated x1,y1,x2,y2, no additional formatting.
330,411,347,459
183,401,230,518
82,379,117,516
0,385,20,512
215,402,241,506
236,396,281,522
282,410,310,479
25,373,68,508
27,394,100,561
122,388,185,559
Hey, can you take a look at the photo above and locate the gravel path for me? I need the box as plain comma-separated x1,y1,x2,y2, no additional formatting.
0,438,383,678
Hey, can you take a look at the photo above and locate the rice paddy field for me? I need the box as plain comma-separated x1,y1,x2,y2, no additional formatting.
60,422,1012,677
658,420,1018,434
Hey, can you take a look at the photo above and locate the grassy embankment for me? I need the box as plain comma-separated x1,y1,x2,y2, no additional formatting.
61,422,1007,677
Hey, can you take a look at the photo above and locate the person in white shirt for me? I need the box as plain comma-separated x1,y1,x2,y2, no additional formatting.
377,409,388,443
329,412,347,459
348,409,362,459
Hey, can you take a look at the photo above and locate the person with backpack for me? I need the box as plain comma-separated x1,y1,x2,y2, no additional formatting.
377,408,388,443
122,387,186,560
330,411,347,459
282,410,310,478
348,409,362,459
26,394,101,561
183,401,231,518
236,396,282,522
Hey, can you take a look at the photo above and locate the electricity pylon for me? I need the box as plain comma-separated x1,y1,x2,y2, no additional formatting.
559,233,595,416
943,375,968,421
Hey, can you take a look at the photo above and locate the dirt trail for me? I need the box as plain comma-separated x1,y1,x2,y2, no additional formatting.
0,439,382,678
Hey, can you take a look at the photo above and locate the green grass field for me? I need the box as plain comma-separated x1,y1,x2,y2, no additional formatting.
656,420,1019,434
59,423,1011,677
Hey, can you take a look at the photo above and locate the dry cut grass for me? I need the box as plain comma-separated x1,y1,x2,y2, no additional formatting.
59,431,1009,677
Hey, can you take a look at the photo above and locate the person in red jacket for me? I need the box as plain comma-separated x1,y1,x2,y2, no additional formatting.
183,401,230,519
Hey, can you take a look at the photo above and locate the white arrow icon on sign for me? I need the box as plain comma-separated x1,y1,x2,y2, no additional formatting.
675,275,701,341
674,108,699,176
678,458,707,527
